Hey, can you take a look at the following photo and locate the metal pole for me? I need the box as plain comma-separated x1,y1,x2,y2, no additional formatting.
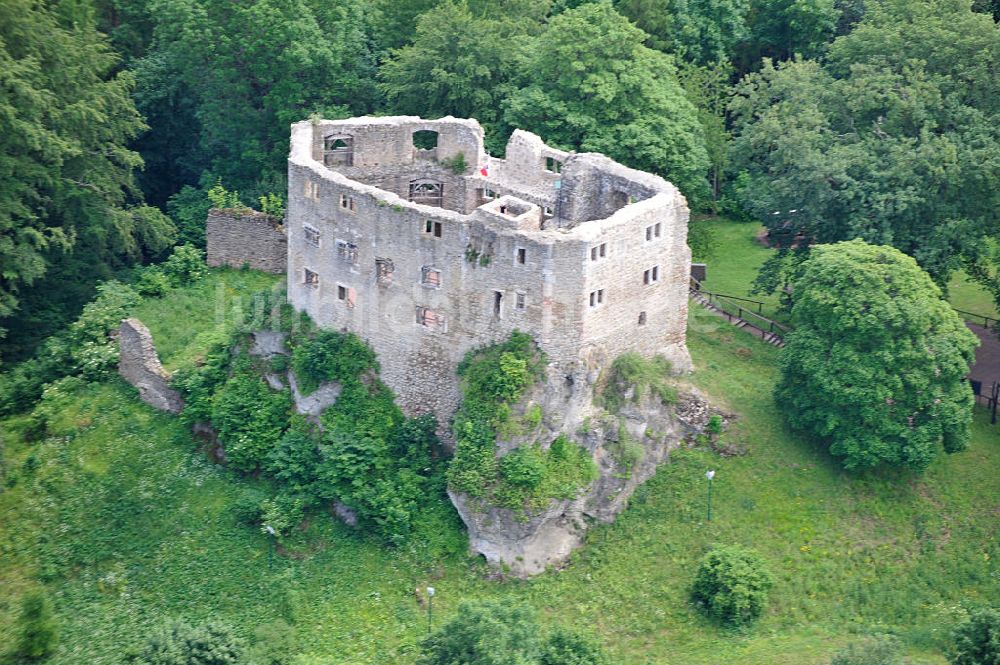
705,470,715,522
426,586,435,636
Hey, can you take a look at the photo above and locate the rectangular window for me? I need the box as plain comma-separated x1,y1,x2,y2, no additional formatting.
416,306,447,331
337,284,347,300
516,247,526,265
424,220,443,238
304,180,319,202
336,240,358,264
644,265,660,285
545,156,563,173
645,225,653,241
336,285,356,308
421,266,441,288
375,258,393,282
304,268,319,286
543,206,554,219
590,243,607,261
638,311,647,325
516,292,526,310
589,289,604,307
484,187,497,200
340,193,356,212
493,291,503,318
654,222,662,238
303,225,320,247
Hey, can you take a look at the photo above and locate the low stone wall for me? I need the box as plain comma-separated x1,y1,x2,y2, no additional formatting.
118,318,184,413
206,209,287,273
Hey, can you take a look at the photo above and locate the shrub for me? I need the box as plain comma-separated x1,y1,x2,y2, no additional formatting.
67,280,142,381
418,600,542,665
248,620,297,665
161,244,208,285
691,545,773,627
135,268,172,297
541,628,610,665
949,607,1000,665
598,353,675,414
206,181,248,211
258,193,286,218
830,634,904,665
15,590,58,661
211,367,293,472
500,446,547,489
124,619,244,664
776,240,978,470
290,330,377,395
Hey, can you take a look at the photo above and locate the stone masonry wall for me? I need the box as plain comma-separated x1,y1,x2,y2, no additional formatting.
206,209,287,273
286,117,692,432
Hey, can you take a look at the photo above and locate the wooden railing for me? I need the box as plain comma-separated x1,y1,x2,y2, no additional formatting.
953,308,999,330
690,277,791,337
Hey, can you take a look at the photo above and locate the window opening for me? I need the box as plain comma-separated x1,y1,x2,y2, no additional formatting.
516,293,526,310
494,291,503,318
339,193,356,212
410,179,444,207
416,306,446,331
375,258,394,282
590,243,607,261
323,134,353,167
516,247,526,265
589,289,604,307
423,219,443,238
336,240,358,264
544,156,563,173
412,130,439,151
638,311,647,325
421,266,441,288
304,268,319,286
654,222,662,238
303,225,320,247
643,265,660,285
304,180,319,202
337,285,347,300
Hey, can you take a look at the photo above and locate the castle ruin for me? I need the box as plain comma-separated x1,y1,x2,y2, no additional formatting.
285,116,692,431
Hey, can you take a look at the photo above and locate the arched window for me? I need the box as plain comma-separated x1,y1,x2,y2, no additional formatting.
323,134,353,166
409,179,444,207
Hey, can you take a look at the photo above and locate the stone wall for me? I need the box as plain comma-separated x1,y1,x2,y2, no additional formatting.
206,209,287,273
286,116,692,433
118,318,184,413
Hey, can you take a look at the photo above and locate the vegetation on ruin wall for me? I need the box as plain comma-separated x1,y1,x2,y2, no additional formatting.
174,301,445,545
447,332,597,510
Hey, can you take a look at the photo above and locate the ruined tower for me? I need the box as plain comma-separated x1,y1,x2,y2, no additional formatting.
286,116,692,429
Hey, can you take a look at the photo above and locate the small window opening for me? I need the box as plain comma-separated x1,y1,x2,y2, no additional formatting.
337,285,347,300
336,240,358,264
304,180,320,202
543,206,554,218
655,222,662,238
643,266,660,285
416,306,446,331
645,225,653,241
421,266,441,288
493,291,503,318
340,193,356,212
423,219,443,238
303,225,320,247
638,311,647,325
410,179,444,207
589,289,604,307
516,293,526,310
590,243,607,261
516,247,526,265
304,268,319,286
545,156,563,173
323,135,353,167
375,258,394,282
412,130,439,151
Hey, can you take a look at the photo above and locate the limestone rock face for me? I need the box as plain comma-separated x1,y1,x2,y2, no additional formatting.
451,375,711,577
117,318,184,413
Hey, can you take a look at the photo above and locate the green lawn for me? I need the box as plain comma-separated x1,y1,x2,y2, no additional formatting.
1,271,998,664
693,216,1000,321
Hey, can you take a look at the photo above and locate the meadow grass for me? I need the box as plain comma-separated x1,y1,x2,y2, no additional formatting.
695,216,1000,321
0,271,997,664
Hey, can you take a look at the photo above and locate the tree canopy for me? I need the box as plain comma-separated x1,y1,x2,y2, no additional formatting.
776,240,978,471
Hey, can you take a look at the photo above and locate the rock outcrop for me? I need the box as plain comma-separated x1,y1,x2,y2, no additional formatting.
118,318,184,413
451,373,711,577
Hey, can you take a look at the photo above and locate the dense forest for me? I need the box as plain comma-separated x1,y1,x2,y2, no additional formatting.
1,0,998,363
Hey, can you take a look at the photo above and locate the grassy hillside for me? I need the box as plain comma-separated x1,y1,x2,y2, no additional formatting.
694,217,1000,321
0,270,997,664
